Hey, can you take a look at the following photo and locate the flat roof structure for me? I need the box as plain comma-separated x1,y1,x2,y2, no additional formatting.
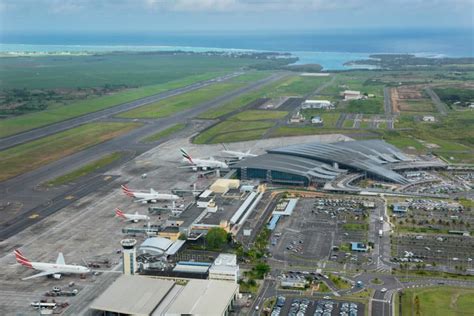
165,279,239,315
233,140,413,185
90,276,174,316
89,276,239,316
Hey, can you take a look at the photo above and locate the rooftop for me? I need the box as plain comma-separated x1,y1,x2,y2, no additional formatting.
90,276,174,316
233,139,412,184
165,279,239,315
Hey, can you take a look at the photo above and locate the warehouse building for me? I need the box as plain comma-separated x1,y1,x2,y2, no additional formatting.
232,140,414,186
90,275,239,316
301,99,334,109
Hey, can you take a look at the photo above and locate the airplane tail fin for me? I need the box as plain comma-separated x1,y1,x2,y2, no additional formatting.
56,253,65,265
115,208,127,219
150,188,157,195
14,249,33,269
180,148,194,164
121,185,135,197
246,149,251,154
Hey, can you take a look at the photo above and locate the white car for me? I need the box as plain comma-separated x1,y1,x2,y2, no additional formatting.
381,288,387,293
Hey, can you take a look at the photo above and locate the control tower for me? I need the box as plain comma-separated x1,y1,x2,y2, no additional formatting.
120,239,137,275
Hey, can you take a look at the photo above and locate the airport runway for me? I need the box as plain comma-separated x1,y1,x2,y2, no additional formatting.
0,72,241,151
0,72,286,240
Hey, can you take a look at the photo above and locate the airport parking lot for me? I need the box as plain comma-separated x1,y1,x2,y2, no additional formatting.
392,234,474,267
270,197,372,267
272,296,364,316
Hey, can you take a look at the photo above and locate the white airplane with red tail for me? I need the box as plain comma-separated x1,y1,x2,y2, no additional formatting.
14,249,90,280
115,208,150,223
121,185,179,203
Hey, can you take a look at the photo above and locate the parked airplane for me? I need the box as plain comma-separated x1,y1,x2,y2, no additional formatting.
180,148,228,171
221,144,257,160
14,249,90,280
121,185,180,203
115,208,150,222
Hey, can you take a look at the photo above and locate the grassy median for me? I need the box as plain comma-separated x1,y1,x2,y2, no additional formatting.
141,123,186,143
0,122,141,182
117,72,270,119
44,152,125,187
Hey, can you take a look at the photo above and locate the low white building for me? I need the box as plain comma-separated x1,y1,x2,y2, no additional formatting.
209,253,240,283
311,116,323,125
343,90,362,100
301,99,334,110
422,115,436,122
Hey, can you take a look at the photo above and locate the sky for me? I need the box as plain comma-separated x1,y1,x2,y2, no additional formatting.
0,0,473,33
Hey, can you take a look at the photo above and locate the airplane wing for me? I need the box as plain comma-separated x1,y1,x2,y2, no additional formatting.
177,165,197,169
134,198,151,203
22,271,57,280
56,253,65,265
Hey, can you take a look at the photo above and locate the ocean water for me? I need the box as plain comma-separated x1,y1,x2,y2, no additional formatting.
1,29,472,70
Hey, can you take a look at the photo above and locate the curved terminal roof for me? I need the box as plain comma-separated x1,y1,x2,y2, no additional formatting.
139,237,173,255
234,140,410,184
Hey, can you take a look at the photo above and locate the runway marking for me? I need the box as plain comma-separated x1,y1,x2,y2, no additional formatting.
64,195,75,200
28,214,39,219
103,176,112,181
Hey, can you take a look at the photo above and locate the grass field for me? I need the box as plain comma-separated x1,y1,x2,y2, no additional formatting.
193,121,274,144
0,122,140,182
0,72,222,138
399,99,435,112
379,111,474,162
141,123,186,143
116,72,270,119
44,152,125,187
398,287,474,316
0,53,264,89
231,110,288,121
346,99,384,114
270,126,355,137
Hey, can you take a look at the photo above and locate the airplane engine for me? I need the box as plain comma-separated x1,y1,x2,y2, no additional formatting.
151,199,157,203
53,274,61,279
202,167,207,171
192,167,198,171
133,219,138,223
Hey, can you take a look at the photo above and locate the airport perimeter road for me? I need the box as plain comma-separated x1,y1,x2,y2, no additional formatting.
0,72,286,240
0,72,241,151
425,87,449,115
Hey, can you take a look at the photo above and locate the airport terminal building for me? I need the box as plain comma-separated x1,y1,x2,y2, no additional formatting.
232,140,416,186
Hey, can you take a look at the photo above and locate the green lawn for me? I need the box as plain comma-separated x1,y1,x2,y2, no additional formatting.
346,99,384,114
141,123,186,143
0,122,141,182
328,274,352,290
118,72,270,119
0,73,219,138
399,287,474,316
44,152,125,187
343,223,369,231
193,121,274,144
231,110,288,121
343,119,354,128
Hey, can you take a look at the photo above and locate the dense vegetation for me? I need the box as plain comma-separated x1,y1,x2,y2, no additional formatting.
434,87,474,107
345,54,474,69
